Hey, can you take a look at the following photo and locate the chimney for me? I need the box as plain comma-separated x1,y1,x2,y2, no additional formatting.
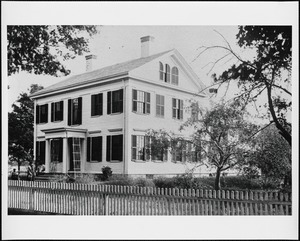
85,54,97,72
140,36,154,58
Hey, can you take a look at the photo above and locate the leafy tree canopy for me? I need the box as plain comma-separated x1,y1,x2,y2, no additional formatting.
7,25,99,76
203,26,292,146
8,84,44,171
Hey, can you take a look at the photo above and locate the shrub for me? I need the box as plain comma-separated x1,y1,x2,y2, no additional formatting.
102,166,112,180
105,175,135,186
153,177,177,189
133,177,155,187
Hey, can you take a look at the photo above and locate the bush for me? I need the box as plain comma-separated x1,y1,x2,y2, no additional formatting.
134,177,155,187
106,175,135,186
102,166,112,180
153,177,177,189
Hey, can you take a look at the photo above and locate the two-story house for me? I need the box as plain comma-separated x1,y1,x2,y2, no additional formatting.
30,36,209,177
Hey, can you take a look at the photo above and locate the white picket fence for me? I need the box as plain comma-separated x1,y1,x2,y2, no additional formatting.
7,180,292,215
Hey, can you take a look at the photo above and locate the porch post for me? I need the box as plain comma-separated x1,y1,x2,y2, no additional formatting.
45,139,51,173
62,137,68,173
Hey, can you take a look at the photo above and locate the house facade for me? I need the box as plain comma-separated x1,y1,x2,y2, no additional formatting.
30,36,210,176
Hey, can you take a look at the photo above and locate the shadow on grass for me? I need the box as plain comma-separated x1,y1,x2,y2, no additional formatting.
8,208,67,215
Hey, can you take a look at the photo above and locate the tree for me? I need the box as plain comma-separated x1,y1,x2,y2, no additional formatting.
185,101,258,190
199,26,292,146
8,84,44,175
7,25,99,76
147,101,258,190
243,124,291,187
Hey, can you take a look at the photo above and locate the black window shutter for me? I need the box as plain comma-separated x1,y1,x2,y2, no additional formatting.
58,138,63,162
35,141,39,162
107,92,111,114
119,89,123,113
106,136,111,162
145,92,150,114
132,89,137,112
59,101,64,121
97,137,102,162
91,95,95,116
87,137,91,162
45,104,48,123
99,93,103,116
115,135,123,162
51,103,54,122
40,141,46,164
36,105,40,124
78,97,82,125
68,138,73,170
68,99,72,126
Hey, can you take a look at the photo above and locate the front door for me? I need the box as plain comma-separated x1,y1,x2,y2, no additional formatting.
68,137,81,172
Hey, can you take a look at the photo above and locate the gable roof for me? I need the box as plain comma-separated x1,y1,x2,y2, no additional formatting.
31,50,173,98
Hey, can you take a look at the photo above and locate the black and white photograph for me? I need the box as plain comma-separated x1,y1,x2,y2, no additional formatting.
2,2,298,240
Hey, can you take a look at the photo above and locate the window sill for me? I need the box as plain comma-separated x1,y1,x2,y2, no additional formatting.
155,115,164,118
108,112,123,116
37,122,48,125
107,160,123,163
51,120,63,123
132,111,151,116
131,159,147,163
89,161,102,163
91,115,103,118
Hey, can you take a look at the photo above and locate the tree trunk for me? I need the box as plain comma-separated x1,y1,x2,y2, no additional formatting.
266,84,291,146
214,168,222,190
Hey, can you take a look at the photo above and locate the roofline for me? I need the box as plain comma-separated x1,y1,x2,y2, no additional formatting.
30,72,129,99
129,75,206,98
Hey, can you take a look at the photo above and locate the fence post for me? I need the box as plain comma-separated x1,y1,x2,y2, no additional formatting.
29,186,35,211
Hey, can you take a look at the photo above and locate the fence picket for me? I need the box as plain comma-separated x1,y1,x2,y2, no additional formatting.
7,181,291,216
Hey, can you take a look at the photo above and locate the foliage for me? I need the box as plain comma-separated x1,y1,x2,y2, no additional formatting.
184,101,258,190
243,124,291,186
7,25,99,76
134,177,156,187
8,84,43,172
208,26,291,145
101,166,112,180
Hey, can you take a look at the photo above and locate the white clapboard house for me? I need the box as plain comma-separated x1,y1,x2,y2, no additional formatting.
30,36,209,177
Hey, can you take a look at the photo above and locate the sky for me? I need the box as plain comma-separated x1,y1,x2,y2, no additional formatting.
7,25,242,108
2,2,299,240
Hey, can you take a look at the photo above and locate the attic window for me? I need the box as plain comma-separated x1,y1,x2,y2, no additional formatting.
171,67,179,85
159,62,164,81
165,64,170,83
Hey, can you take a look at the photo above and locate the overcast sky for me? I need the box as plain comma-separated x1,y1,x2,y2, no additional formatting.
7,25,243,108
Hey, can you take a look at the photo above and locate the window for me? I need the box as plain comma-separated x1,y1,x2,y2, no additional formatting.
106,135,123,162
87,136,102,162
150,137,168,162
36,141,45,165
107,89,123,114
165,64,170,83
159,62,164,81
132,135,150,161
172,98,183,120
36,104,48,124
50,138,63,163
156,94,165,117
91,93,103,116
171,67,179,85
51,101,63,122
68,97,82,126
132,89,151,114
171,140,187,162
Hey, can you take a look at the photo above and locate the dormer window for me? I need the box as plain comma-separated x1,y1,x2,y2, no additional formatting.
159,62,164,81
171,67,179,85
165,64,170,83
